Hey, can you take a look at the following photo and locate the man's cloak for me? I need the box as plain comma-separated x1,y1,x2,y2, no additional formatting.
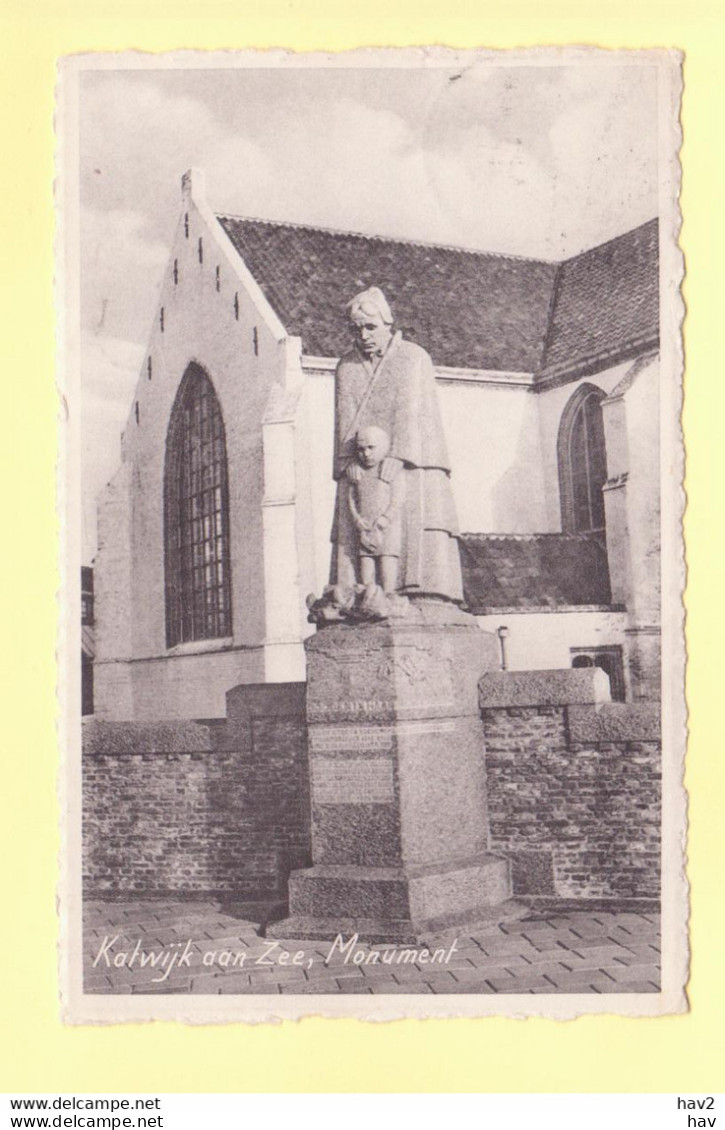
330,332,463,602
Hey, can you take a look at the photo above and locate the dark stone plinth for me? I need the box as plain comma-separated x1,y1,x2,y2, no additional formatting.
567,702,660,743
479,667,611,710
268,602,518,941
82,718,213,754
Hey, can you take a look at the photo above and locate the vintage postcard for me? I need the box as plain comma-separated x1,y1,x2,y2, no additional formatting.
58,46,686,1022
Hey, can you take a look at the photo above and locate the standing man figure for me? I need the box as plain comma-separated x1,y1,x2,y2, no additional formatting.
330,286,463,603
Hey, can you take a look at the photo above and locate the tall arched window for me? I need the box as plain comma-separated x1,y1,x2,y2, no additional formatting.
558,384,608,535
164,364,232,647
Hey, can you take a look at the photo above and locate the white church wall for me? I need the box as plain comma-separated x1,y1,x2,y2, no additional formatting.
621,358,660,625
94,172,303,718
437,378,546,534
604,356,661,697
475,608,629,688
93,462,135,717
261,377,309,682
299,364,337,600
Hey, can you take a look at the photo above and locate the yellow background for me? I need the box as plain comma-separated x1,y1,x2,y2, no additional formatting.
1,0,722,1094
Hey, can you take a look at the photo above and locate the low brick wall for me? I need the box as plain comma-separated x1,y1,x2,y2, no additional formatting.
83,684,310,898
84,668,660,907
479,671,660,902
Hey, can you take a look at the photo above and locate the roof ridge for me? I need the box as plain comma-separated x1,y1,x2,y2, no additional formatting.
460,532,597,541
216,212,555,266
557,216,659,266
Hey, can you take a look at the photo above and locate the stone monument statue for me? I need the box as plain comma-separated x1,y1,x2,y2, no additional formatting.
308,287,463,623
347,425,406,594
270,287,513,943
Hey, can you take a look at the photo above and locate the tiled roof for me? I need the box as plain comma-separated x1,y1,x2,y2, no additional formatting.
217,215,659,378
539,220,659,383
218,216,557,371
459,533,612,611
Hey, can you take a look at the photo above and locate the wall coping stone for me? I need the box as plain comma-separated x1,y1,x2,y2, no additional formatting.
479,668,611,709
567,703,660,744
82,718,213,755
225,681,306,722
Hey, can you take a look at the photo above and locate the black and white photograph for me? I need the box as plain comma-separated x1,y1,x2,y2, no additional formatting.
59,48,686,1021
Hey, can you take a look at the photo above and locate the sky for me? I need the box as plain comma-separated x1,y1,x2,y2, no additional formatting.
77,59,659,561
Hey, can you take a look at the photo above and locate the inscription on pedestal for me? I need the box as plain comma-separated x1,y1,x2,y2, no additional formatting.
396,719,456,735
311,757,395,805
309,699,394,721
309,724,394,755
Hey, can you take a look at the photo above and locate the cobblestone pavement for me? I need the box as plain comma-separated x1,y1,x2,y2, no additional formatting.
83,900,661,996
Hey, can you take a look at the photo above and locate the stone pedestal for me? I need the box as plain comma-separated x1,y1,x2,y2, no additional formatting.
268,601,515,942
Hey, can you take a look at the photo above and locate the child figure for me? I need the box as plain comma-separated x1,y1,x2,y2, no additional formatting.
348,425,406,596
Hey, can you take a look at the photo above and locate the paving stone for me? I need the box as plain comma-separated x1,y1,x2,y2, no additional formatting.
513,922,558,937
430,979,497,994
474,937,539,957
384,966,440,984
103,965,184,987
190,972,228,991
520,945,573,962
245,968,296,985
275,983,334,995
441,937,483,952
602,963,660,984
535,967,614,989
565,935,630,952
497,921,539,935
375,983,435,994
605,923,646,939
618,942,661,959
318,969,362,985
197,935,254,952
524,947,582,966
485,976,526,992
528,982,609,995
419,971,459,988
83,901,661,997
595,981,660,994
83,973,114,990
356,963,421,981
206,972,253,991
562,947,636,968
516,960,573,981
610,953,661,970
132,978,193,994
497,977,564,993
490,953,535,971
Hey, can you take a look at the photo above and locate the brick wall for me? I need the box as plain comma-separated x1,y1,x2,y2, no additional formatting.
480,690,660,901
83,684,310,898
84,669,660,906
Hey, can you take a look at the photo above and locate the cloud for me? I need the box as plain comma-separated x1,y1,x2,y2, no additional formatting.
80,78,224,221
415,63,658,257
80,207,170,341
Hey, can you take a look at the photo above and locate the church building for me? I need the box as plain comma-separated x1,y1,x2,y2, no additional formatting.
93,169,660,721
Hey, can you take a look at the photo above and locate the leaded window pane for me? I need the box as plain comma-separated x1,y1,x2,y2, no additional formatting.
562,388,607,535
164,365,232,646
